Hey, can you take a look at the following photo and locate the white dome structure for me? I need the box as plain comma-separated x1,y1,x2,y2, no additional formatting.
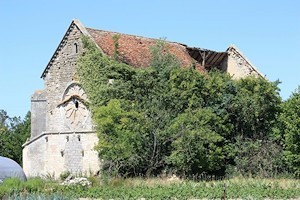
0,156,27,182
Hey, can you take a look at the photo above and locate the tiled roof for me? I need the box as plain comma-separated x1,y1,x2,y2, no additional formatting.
86,28,205,72
41,19,230,78
41,19,264,80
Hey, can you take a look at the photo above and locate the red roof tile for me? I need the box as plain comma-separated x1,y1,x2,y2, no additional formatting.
86,28,205,72
41,19,226,78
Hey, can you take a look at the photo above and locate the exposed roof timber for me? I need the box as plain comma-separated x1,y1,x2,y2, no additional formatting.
186,47,227,69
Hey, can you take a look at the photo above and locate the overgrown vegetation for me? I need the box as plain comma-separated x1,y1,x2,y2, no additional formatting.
77,37,299,178
1,177,299,199
0,178,74,199
278,87,300,177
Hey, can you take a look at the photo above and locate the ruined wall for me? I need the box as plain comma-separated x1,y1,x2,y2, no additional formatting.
226,46,263,79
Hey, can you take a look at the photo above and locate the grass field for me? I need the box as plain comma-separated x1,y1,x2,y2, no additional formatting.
1,176,299,199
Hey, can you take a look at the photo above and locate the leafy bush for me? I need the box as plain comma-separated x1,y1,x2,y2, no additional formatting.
166,108,228,176
230,137,284,177
59,171,71,181
278,87,300,177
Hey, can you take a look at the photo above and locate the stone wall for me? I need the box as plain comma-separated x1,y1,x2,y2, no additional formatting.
43,22,93,133
23,21,98,178
31,90,46,139
225,46,263,79
23,131,100,178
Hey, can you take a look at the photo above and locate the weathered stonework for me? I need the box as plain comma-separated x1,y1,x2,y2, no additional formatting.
225,46,263,79
23,20,98,178
23,19,263,179
23,131,99,177
44,24,86,132
31,90,46,139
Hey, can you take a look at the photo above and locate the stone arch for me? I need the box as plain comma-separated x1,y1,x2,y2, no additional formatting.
58,82,90,131
60,82,86,102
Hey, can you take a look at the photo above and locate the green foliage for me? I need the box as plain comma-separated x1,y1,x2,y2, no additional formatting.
0,177,72,199
7,193,75,200
67,178,300,199
59,171,71,181
166,108,228,176
78,38,185,176
77,36,136,109
94,99,145,175
112,34,120,61
77,37,285,178
230,77,281,139
225,77,283,177
149,40,180,73
24,178,44,193
231,137,284,177
279,87,300,176
168,68,205,113
0,110,30,164
0,178,23,195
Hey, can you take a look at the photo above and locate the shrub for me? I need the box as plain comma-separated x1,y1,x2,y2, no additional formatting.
59,171,71,181
24,177,44,193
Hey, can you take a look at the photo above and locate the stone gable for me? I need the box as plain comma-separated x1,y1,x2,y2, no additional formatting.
44,22,88,132
226,46,263,79
23,20,98,178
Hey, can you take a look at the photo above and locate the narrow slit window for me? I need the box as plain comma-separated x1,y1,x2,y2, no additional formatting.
75,100,79,109
74,43,78,54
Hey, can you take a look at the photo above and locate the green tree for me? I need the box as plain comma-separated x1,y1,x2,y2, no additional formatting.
228,77,283,177
0,110,30,165
93,99,145,175
166,108,229,176
279,87,300,176
230,77,281,139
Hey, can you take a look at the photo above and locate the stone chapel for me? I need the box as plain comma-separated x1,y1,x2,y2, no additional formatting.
22,19,263,178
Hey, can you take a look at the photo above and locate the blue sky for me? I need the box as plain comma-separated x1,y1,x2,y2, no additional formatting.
0,0,299,118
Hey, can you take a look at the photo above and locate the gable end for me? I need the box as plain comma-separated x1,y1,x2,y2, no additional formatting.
41,19,90,79
226,45,264,78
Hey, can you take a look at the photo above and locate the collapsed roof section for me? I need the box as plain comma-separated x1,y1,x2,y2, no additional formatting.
186,47,227,70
